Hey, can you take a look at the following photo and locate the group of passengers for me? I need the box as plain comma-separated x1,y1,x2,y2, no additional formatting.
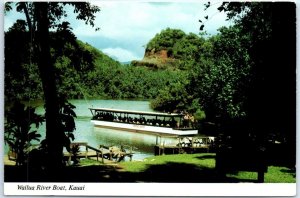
182,113,195,128
93,112,178,128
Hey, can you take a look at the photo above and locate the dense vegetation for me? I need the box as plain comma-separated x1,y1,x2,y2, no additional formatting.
149,2,295,168
5,23,186,102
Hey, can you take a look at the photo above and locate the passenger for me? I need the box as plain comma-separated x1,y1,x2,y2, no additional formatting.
176,121,180,128
190,114,195,128
147,119,151,125
156,119,161,126
104,112,109,120
170,118,177,128
152,119,156,126
129,117,133,123
183,113,189,128
110,113,114,121
94,112,100,119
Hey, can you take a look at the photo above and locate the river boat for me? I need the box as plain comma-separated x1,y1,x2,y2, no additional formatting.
89,108,198,136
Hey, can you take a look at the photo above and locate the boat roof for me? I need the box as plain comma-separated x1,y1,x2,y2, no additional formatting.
89,107,182,117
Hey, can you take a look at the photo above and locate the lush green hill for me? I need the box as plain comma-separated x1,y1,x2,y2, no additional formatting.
4,25,186,101
131,28,205,70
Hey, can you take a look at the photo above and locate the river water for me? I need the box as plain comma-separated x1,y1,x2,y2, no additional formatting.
10,100,180,160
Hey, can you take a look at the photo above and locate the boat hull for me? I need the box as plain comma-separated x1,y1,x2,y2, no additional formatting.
91,120,198,136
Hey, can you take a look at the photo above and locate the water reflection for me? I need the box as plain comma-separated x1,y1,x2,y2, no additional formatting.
75,123,161,159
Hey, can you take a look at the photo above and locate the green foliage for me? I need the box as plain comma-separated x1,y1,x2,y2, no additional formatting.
58,97,77,152
4,20,43,101
189,26,252,119
6,1,101,170
173,33,202,58
146,28,185,55
5,102,44,166
70,144,80,165
194,108,206,121
150,75,190,112
5,24,188,102
145,28,205,71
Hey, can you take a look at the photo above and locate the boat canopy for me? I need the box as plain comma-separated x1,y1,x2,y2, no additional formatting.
89,107,182,117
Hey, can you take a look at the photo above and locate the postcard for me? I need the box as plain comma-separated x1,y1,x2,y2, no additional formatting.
3,0,296,196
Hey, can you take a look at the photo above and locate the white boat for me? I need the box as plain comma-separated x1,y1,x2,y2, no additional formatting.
89,108,198,136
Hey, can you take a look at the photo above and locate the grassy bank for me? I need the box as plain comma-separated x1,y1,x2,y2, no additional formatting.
119,153,295,183
119,153,215,172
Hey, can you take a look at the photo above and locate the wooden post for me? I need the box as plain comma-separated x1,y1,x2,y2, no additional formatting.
68,153,71,165
109,149,112,160
130,147,133,161
100,145,104,163
85,145,88,159
158,146,161,156
258,170,265,183
191,137,194,148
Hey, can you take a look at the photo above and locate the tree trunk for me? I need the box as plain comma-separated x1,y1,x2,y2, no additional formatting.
35,2,64,178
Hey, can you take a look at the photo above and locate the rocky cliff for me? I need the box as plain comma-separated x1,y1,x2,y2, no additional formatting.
131,49,179,70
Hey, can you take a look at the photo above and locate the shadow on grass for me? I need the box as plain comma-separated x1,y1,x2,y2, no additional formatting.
4,164,129,182
5,161,242,183
280,168,296,178
130,162,221,183
195,154,216,160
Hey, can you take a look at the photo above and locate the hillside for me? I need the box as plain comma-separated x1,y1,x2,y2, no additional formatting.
5,27,186,101
131,28,205,70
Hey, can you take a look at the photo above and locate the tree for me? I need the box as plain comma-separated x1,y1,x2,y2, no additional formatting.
4,20,43,101
146,28,186,56
6,2,100,175
150,79,190,112
190,26,253,120
5,102,44,166
201,2,296,166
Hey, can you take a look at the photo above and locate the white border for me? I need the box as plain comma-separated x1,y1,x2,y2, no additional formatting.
3,183,297,196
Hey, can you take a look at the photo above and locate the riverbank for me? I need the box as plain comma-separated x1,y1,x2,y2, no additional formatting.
4,153,295,183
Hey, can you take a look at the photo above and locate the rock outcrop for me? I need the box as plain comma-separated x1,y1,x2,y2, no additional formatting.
131,49,178,70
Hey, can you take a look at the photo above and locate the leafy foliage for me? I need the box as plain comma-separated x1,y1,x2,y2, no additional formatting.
146,28,185,56
5,26,188,101
58,97,77,151
189,26,253,119
5,2,102,171
5,102,44,166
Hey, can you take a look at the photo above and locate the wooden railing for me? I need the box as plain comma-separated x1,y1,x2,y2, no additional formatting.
66,142,134,164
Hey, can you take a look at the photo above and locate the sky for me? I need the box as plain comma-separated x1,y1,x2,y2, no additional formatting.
4,1,231,62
